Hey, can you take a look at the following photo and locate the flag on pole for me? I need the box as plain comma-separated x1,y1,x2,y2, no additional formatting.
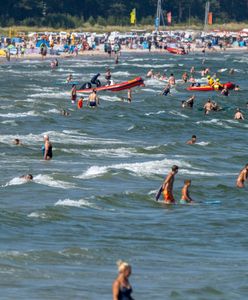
167,12,172,25
130,8,136,25
208,12,213,25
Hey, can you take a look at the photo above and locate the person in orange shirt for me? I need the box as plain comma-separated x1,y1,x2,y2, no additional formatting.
77,97,84,109
162,165,179,204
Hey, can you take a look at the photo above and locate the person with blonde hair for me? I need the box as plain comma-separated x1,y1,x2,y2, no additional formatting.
112,260,134,300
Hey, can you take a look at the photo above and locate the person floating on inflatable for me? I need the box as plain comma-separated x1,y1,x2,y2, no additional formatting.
207,75,214,86
213,78,223,90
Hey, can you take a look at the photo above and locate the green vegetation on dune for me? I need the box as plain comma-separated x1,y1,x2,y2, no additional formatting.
1,22,248,36
0,1,247,29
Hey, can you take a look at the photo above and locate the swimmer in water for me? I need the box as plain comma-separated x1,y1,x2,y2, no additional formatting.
87,89,99,107
180,179,194,204
66,74,73,83
204,99,214,114
184,95,195,108
127,89,132,103
162,83,171,96
162,165,179,204
13,138,22,145
236,164,248,188
71,84,77,104
20,174,33,181
234,108,244,120
42,134,53,160
61,109,70,116
146,69,154,78
168,73,175,85
112,260,134,300
221,85,229,96
186,135,197,144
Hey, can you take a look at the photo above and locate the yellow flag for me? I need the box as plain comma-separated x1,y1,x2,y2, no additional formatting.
130,8,136,24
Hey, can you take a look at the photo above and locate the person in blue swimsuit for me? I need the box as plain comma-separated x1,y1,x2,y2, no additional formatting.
42,134,53,160
112,260,134,300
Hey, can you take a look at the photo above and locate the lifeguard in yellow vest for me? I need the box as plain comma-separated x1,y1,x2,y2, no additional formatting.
207,75,214,86
213,78,223,90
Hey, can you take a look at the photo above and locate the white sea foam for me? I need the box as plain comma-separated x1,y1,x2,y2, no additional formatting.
0,111,39,118
100,95,122,102
196,119,232,129
55,198,99,209
217,68,228,73
145,110,165,116
4,177,30,187
76,158,191,179
169,111,189,118
113,71,130,76
45,108,61,114
27,212,47,219
1,120,18,126
141,88,158,92
122,63,175,68
34,174,75,189
196,141,210,146
29,91,69,99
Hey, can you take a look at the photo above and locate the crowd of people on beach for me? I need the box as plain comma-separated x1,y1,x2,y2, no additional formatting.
1,28,248,63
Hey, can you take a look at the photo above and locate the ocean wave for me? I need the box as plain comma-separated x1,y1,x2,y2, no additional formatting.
3,174,75,189
196,141,210,146
145,110,165,116
100,95,122,102
169,111,189,118
0,111,39,118
76,158,191,179
34,174,76,189
55,198,100,209
196,119,232,128
122,62,175,68
27,212,47,219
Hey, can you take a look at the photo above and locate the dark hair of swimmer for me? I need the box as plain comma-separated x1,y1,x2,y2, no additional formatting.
172,165,179,172
27,174,33,180
14,138,20,145
192,135,196,139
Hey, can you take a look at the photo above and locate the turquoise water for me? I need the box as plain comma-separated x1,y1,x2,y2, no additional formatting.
0,51,248,299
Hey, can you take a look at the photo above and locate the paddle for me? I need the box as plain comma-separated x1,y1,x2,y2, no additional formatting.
155,185,163,201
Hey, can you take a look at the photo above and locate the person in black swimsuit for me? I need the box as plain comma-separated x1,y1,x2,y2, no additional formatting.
42,134,53,160
112,260,134,300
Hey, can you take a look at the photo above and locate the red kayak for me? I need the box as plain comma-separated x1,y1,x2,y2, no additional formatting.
77,77,144,93
166,47,186,55
187,82,235,91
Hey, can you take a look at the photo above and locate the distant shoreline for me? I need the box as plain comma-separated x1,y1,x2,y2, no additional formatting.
0,45,247,63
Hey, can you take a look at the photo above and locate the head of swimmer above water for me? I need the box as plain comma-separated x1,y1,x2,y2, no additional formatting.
43,134,49,141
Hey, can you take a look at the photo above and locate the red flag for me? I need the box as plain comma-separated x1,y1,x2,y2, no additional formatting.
167,12,172,25
208,12,213,25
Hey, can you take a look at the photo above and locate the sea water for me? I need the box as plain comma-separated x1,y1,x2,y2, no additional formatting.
0,51,248,299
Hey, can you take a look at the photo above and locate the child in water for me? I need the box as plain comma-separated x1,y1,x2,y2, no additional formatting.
180,179,194,204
